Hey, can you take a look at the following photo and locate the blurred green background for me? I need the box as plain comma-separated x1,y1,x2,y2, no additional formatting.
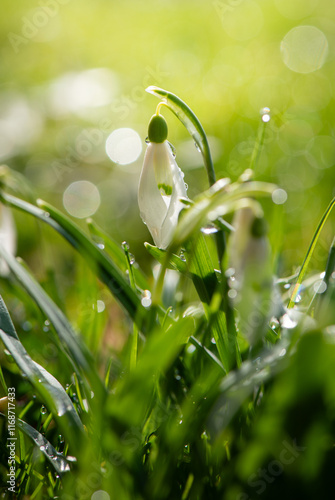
1,0,334,276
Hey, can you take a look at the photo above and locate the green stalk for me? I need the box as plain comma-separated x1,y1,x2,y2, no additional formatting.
288,197,335,308
122,242,139,371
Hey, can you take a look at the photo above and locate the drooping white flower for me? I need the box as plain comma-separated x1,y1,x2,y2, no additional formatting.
138,114,187,249
0,204,17,276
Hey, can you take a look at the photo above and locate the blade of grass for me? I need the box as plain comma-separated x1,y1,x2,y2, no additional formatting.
288,197,335,308
0,295,85,446
0,244,103,394
0,190,147,329
146,86,216,187
1,413,72,475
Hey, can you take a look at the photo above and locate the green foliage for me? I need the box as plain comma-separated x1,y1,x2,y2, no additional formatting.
1,87,335,500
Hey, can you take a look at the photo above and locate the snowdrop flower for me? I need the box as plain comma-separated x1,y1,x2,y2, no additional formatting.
138,113,187,249
0,204,17,276
228,206,273,345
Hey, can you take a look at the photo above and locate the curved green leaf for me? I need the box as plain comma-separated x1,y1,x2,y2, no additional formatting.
146,86,216,187
0,296,84,445
288,197,335,308
0,190,146,329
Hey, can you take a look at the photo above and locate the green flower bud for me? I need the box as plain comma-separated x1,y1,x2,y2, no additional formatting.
148,114,168,143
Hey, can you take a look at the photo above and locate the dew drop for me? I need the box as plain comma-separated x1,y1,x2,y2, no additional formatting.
313,280,327,294
129,253,135,265
179,251,186,262
194,142,201,152
201,224,218,235
225,267,235,278
187,344,196,354
122,241,129,251
141,290,152,308
281,313,298,329
168,141,176,157
97,243,105,250
40,405,47,415
270,318,280,329
260,106,271,123
145,136,150,144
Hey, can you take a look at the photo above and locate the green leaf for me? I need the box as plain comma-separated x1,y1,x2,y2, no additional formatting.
144,243,188,274
107,317,195,427
172,180,277,248
146,86,216,187
0,191,146,330
184,234,237,371
0,244,99,389
0,413,72,475
0,296,85,445
288,196,335,308
184,234,218,304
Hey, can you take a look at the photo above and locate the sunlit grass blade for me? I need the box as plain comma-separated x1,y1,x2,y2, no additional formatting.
0,296,85,446
146,86,216,187
107,317,196,428
0,190,146,329
11,415,72,475
171,180,277,249
288,197,335,308
0,244,99,389
144,243,188,274
184,234,218,304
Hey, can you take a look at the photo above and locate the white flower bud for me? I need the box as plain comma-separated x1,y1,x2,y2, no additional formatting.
138,115,187,249
228,206,273,345
0,205,17,276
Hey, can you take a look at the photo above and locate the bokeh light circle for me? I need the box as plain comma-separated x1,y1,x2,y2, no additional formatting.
306,136,335,170
63,181,101,219
106,128,142,165
220,0,264,41
91,491,110,500
272,189,288,205
274,0,319,20
280,26,328,74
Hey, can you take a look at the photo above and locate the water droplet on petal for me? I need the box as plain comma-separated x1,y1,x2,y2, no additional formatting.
167,141,176,157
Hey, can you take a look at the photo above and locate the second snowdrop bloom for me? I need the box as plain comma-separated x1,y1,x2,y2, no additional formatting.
138,113,188,249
